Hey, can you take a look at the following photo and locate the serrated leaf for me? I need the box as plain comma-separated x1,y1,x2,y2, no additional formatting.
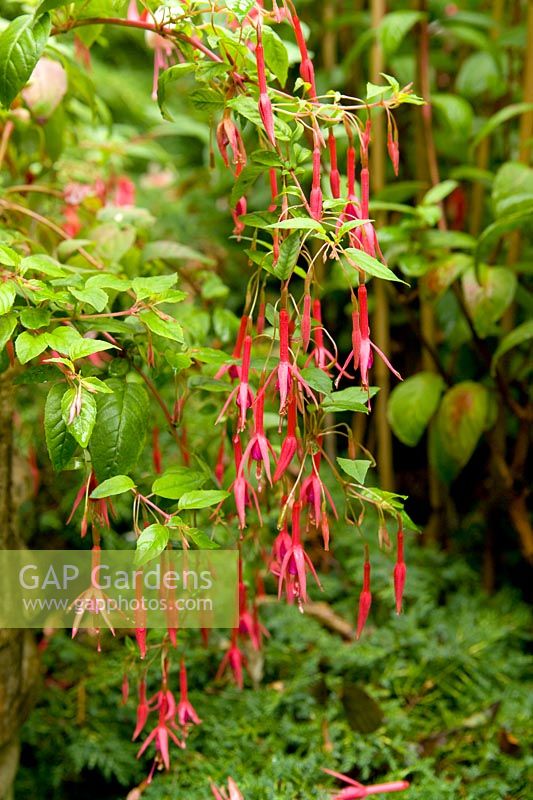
69,339,117,360
178,490,229,510
134,523,169,568
0,313,17,350
299,367,332,395
44,384,77,470
46,326,83,353
344,248,407,284
132,274,177,300
268,218,325,232
0,14,51,108
262,26,289,86
61,388,97,448
0,281,16,315
70,286,109,312
152,467,207,499
89,379,149,481
21,254,66,277
388,372,445,447
187,529,220,549
336,457,372,484
0,245,21,267
90,475,135,499
275,232,301,280
139,309,184,343
15,331,48,364
226,0,254,23
19,307,51,329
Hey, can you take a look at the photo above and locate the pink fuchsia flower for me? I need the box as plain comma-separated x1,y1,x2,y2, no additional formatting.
393,522,406,614
230,435,262,530
328,129,341,199
216,629,248,689
307,299,338,375
301,292,312,352
299,448,338,549
356,548,372,640
136,693,184,771
237,561,266,651
216,115,247,176
273,390,299,482
263,309,317,415
177,660,201,727
288,3,317,100
144,8,175,100
323,768,409,799
216,334,254,431
132,678,150,741
239,388,276,485
215,314,250,380
113,176,136,206
309,139,323,220
210,777,245,800
277,501,322,604
255,21,276,145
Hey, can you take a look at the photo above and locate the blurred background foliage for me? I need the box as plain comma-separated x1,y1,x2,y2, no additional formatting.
0,0,531,797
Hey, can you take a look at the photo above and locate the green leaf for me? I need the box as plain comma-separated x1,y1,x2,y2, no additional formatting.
15,331,48,364
299,367,332,395
476,208,533,261
492,162,533,217
0,245,21,267
69,339,117,361
132,274,177,300
21,254,66,277
462,265,517,337
90,223,136,262
152,467,208,499
262,26,289,86
45,326,83,353
336,457,372,484
61,388,97,449
344,249,407,284
70,286,109,312
89,379,149,481
44,384,77,470
14,364,56,384
0,14,51,108
187,528,220,549
492,320,533,372
275,232,301,280
177,490,229,510
321,386,379,413
157,64,195,121
432,382,489,482
134,523,169,568
143,241,212,265
377,10,424,56
20,307,51,329
388,372,445,447
456,52,505,100
432,93,474,136
422,180,459,206
471,103,533,150
0,281,16,315
268,218,324,232
139,309,184,343
0,313,17,351
226,0,255,23
90,475,135,499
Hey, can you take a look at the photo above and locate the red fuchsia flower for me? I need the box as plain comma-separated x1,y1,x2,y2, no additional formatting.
309,137,323,220
215,430,226,487
230,434,262,530
268,507,292,584
152,426,162,474
386,112,400,177
323,768,409,799
215,314,249,380
273,390,299,481
132,678,150,741
255,22,276,145
301,292,312,352
145,8,175,100
67,472,111,538
288,3,317,100
239,389,276,485
136,691,184,771
277,501,322,604
134,570,147,659
262,309,316,415
307,299,337,375
300,449,338,550
210,778,245,800
328,128,341,199
216,335,254,432
127,0,148,23
216,629,248,689
177,659,201,727
268,168,279,212
393,522,406,614
237,563,262,650
356,548,372,639
216,115,247,176
256,294,266,335
113,176,136,206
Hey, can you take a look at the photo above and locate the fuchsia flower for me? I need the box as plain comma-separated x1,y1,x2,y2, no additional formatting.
136,691,184,771
307,299,337,374
216,630,248,689
210,777,244,800
216,334,254,431
288,3,317,100
337,284,401,398
273,390,299,481
230,435,262,530
132,678,150,741
309,137,323,220
323,768,409,799
301,292,312,352
277,501,322,604
239,389,276,485
393,522,406,614
215,315,249,380
144,7,175,100
356,548,372,639
300,448,338,550
237,561,267,650
216,116,247,175
177,660,201,727
262,309,316,415
328,128,341,199
255,21,276,145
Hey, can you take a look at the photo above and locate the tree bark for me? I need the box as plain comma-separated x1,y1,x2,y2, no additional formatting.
0,370,39,800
